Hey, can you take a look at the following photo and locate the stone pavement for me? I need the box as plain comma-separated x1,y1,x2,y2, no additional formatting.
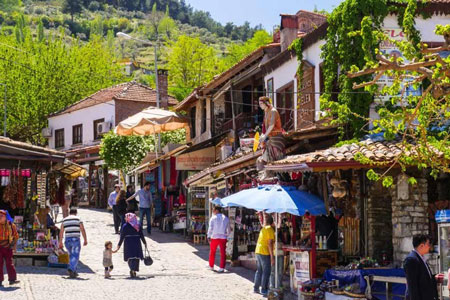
2,208,268,300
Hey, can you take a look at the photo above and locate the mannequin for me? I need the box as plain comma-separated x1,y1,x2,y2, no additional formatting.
256,96,286,177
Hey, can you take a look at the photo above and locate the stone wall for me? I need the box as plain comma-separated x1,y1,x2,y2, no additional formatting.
367,181,393,261
391,175,431,267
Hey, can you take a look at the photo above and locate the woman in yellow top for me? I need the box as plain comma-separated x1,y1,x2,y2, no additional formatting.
254,214,275,296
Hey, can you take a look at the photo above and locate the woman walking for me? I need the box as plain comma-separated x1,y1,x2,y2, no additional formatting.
115,190,127,230
113,213,147,278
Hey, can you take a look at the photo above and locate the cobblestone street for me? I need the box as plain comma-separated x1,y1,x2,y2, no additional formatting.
3,208,264,300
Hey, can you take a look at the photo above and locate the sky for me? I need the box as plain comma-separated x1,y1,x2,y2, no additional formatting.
185,0,344,32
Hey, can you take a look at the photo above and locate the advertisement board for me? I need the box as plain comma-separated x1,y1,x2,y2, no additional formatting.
289,251,311,295
176,146,216,170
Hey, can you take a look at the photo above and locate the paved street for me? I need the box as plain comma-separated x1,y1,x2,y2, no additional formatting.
3,208,264,300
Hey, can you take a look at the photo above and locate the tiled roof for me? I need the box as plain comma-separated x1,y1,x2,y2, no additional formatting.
50,81,178,117
266,139,443,171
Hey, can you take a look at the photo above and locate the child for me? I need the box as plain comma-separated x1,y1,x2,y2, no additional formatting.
103,241,114,278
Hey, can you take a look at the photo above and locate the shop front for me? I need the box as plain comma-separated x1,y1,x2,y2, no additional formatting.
0,137,84,265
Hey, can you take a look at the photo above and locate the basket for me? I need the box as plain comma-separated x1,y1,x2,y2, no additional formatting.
344,291,366,298
58,253,69,264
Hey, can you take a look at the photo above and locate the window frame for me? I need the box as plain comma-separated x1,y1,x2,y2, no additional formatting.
93,118,105,141
72,124,83,145
54,128,65,149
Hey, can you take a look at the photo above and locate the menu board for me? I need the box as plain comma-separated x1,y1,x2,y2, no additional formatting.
289,251,311,295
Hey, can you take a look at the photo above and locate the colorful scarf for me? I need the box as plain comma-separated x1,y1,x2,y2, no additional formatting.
125,213,140,232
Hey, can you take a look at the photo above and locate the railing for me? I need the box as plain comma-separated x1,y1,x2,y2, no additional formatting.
364,275,406,300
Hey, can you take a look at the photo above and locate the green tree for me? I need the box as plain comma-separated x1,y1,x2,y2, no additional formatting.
0,31,127,144
62,0,83,22
0,0,21,12
100,129,186,172
222,30,271,69
167,35,217,99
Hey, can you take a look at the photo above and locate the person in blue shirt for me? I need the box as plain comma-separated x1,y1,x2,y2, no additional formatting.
126,182,153,235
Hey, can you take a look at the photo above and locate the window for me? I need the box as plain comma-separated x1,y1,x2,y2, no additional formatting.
55,129,64,149
93,118,105,141
190,107,196,139
267,78,274,100
72,124,83,145
201,100,207,134
276,82,294,131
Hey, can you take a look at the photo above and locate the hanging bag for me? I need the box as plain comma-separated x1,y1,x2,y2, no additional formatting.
143,245,153,266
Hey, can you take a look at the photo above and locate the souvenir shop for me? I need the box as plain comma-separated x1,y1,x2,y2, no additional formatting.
0,137,84,264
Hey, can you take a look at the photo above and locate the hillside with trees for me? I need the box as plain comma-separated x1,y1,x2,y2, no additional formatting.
0,0,273,143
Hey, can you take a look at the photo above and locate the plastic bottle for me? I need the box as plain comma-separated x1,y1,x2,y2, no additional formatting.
318,236,322,249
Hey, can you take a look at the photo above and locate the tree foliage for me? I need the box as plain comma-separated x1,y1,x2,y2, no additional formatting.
100,129,186,172
0,18,127,144
62,0,83,21
342,8,450,186
166,35,217,99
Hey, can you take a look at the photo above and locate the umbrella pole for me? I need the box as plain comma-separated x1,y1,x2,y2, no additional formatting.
275,213,278,289
154,133,158,159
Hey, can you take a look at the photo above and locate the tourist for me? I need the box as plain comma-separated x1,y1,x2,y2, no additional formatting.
59,208,88,278
103,241,114,278
108,184,121,234
126,182,153,235
0,210,19,286
45,206,59,238
126,185,138,213
207,205,230,272
115,190,127,230
113,213,147,278
403,234,438,300
254,214,275,296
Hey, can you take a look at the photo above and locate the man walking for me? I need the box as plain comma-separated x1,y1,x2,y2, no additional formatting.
403,234,438,300
59,208,88,278
207,205,230,273
0,210,19,286
108,184,121,234
254,214,275,296
126,182,153,235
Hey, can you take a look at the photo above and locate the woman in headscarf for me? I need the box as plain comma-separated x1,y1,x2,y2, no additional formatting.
113,213,147,278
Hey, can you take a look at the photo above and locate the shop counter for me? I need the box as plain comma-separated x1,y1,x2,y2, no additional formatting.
324,268,406,300
13,252,50,266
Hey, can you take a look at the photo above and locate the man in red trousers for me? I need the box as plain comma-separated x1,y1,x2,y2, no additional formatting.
0,210,19,287
207,205,230,273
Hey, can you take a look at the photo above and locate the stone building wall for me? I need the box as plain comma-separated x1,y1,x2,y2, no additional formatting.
390,175,436,269
367,181,393,261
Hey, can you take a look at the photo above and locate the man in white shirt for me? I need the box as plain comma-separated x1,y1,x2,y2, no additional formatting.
207,205,230,273
108,184,120,234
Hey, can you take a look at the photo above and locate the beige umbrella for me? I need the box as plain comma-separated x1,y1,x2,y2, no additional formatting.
115,107,188,136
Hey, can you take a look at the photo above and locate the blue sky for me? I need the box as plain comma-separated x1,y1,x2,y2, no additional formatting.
185,0,344,31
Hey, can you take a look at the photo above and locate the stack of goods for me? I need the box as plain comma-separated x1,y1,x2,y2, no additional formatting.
299,279,324,300
235,213,261,253
190,215,206,233
14,215,57,254
333,257,379,270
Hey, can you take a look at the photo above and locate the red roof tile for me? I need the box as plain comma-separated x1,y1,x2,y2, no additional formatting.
50,81,178,117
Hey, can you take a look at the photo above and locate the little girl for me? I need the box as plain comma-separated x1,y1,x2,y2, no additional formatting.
103,241,114,278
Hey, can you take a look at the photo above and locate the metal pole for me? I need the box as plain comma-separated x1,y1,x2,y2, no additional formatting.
3,84,6,137
154,38,161,153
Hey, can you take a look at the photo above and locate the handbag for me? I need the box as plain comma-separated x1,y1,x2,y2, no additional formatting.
143,245,153,266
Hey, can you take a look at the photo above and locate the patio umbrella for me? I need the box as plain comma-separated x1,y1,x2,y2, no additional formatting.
220,184,326,290
115,107,188,136
220,185,326,216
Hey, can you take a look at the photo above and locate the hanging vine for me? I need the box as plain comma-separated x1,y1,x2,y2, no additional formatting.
319,0,424,139
288,38,304,104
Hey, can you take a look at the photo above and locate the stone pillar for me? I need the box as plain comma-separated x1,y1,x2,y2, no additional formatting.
367,181,393,261
391,174,429,266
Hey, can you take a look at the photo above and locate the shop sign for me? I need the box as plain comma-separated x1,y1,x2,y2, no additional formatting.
176,146,216,170
290,251,310,295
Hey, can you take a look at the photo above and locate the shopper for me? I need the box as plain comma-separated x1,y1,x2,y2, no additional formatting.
254,214,275,296
45,206,59,238
116,190,127,230
108,184,121,234
207,205,230,272
59,208,88,278
126,185,138,213
103,241,114,278
113,213,147,278
403,234,438,300
126,182,153,235
0,210,19,286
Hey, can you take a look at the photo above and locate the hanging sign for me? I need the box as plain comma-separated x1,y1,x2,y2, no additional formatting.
176,147,215,170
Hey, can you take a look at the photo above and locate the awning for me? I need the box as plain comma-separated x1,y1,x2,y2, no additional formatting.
53,160,87,178
130,144,189,174
0,137,65,163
